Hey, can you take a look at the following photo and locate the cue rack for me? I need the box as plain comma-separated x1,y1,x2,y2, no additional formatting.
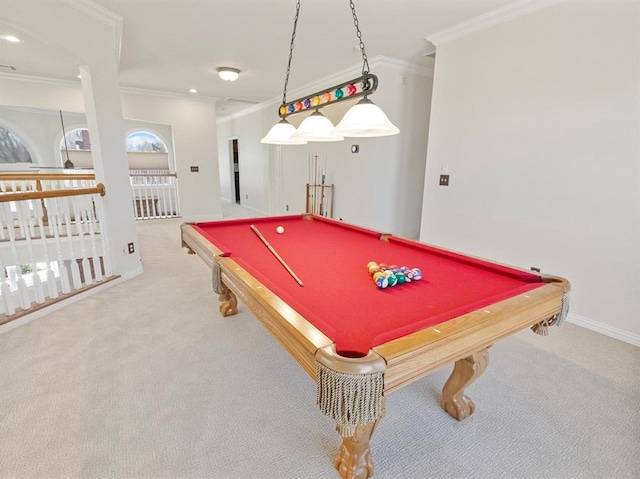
306,154,334,218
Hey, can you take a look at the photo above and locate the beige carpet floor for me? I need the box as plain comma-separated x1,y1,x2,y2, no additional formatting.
0,207,639,478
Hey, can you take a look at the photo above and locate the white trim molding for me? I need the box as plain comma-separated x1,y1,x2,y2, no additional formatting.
62,0,124,68
567,313,640,348
427,0,565,46
0,71,79,88
120,86,218,103
0,72,217,104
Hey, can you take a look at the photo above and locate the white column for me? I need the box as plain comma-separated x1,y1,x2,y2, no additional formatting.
80,63,141,276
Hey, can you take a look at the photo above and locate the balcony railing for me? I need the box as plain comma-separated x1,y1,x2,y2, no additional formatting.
129,170,180,219
0,177,114,323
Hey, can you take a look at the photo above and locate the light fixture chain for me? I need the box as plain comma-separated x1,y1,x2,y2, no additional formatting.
349,0,370,75
282,0,302,105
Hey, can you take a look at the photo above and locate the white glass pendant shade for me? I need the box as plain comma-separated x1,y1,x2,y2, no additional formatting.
291,110,344,142
261,119,307,145
333,98,400,137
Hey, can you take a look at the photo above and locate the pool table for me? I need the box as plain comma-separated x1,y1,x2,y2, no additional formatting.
181,214,570,479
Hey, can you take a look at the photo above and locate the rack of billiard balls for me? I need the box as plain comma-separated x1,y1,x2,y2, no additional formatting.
367,262,423,289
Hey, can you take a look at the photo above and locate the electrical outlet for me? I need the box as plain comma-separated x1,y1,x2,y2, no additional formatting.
439,174,450,186
286,205,289,211
190,166,199,172
245,194,248,199
128,242,135,254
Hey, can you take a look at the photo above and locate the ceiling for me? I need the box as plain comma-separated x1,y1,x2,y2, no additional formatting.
0,0,514,118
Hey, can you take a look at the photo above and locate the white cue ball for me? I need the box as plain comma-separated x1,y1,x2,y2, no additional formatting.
276,226,284,234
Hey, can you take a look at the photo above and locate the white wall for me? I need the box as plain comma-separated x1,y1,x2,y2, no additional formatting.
0,105,174,170
119,92,222,222
0,78,220,221
217,57,433,238
421,1,640,344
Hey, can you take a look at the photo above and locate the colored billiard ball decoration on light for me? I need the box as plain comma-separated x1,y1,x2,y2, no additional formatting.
276,226,285,234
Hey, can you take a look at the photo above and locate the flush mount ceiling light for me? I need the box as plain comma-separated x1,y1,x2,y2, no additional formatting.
261,0,399,145
216,67,240,81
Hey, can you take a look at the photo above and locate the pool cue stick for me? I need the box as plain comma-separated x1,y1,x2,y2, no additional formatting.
250,224,304,287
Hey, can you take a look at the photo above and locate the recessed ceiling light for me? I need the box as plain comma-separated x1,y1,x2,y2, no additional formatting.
77,75,82,79
2,35,21,43
216,67,240,82
189,88,197,94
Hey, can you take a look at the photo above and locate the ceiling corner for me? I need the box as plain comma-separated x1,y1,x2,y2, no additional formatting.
60,0,123,69
426,0,564,46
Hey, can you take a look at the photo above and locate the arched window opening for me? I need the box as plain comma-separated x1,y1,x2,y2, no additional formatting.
125,130,178,219
60,128,91,151
0,125,33,164
59,128,92,169
126,132,167,153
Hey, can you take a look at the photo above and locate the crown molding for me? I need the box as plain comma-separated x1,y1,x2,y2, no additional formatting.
217,100,276,125
0,72,218,104
0,72,79,88
119,86,218,103
374,56,435,78
61,0,123,68
427,0,565,46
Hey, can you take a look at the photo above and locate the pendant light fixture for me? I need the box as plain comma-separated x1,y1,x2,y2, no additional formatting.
262,119,307,145
291,110,344,142
333,98,399,137
261,0,399,145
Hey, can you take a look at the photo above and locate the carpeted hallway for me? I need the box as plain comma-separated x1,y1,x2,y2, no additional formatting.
0,209,638,479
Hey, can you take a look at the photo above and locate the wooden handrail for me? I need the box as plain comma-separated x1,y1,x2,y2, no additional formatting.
0,173,96,181
0,183,105,203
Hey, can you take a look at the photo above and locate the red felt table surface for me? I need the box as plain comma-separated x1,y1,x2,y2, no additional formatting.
194,215,543,356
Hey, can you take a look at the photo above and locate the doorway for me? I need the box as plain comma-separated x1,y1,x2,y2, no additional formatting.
230,138,240,204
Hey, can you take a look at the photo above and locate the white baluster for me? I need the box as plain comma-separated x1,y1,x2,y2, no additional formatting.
0,206,16,315
3,203,30,311
33,199,59,300
18,202,45,304
49,198,71,294
60,197,82,290
84,195,103,282
93,193,112,277
71,195,92,286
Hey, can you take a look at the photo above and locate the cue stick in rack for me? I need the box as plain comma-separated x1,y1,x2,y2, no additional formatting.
250,224,304,287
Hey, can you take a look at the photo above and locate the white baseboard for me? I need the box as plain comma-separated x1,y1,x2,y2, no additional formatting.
0,267,143,335
567,313,640,347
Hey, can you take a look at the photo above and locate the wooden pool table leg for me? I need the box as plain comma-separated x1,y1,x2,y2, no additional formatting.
334,398,386,479
218,285,238,317
441,348,489,421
